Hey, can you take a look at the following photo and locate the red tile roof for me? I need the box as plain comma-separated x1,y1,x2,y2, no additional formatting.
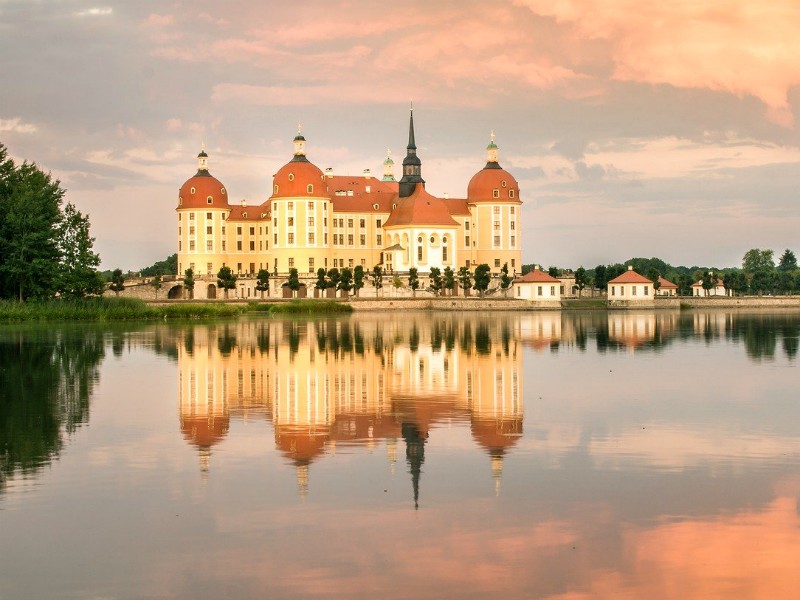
326,176,397,213
514,269,560,283
178,173,228,210
383,183,459,227
658,276,677,289
444,198,471,216
608,269,653,284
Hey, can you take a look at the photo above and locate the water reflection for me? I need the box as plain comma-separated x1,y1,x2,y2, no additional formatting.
175,315,523,505
0,327,104,492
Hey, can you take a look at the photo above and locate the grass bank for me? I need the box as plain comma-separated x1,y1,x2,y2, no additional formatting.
0,298,246,322
561,298,607,310
258,299,352,314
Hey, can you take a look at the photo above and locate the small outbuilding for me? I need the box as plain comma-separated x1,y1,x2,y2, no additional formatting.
514,266,562,303
656,276,678,296
607,266,654,307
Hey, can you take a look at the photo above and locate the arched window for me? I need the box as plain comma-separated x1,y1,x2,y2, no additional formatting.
190,187,196,194
307,184,313,194
274,184,279,194
493,189,500,198
207,196,213,204
509,189,515,198
288,173,295,181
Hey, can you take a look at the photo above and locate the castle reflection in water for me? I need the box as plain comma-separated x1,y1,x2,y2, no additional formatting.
175,314,524,504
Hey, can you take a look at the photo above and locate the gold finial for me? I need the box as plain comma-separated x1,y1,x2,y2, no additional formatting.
387,148,392,157
297,123,302,134
490,130,495,143
201,140,206,151
410,99,413,111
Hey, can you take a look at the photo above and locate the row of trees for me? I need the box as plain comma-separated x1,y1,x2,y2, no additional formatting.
0,143,103,300
531,248,800,297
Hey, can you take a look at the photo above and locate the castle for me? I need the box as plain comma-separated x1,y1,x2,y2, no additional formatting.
176,110,522,299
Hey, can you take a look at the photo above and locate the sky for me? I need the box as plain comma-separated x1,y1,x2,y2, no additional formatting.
1,0,799,271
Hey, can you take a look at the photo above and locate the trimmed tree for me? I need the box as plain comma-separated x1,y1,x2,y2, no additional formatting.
255,268,270,298
429,267,443,296
217,266,237,299
338,267,353,296
287,268,300,297
183,267,195,299
443,266,456,296
408,268,420,296
151,274,163,299
353,265,365,297
315,268,327,294
473,264,491,297
574,266,587,298
457,266,472,296
371,265,383,297
109,268,125,297
499,262,513,296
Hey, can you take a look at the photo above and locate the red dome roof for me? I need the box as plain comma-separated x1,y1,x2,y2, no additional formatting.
383,183,459,228
178,173,228,210
467,166,520,203
180,415,230,448
271,159,325,198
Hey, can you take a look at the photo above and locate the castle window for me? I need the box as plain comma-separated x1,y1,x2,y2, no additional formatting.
349,259,354,268
307,184,313,194
418,236,423,243
360,234,365,245
377,235,382,245
510,221,515,230
207,197,213,204
348,219,354,228
288,173,295,181
417,246,423,261
430,236,435,244
309,258,315,272
392,204,397,210
190,187,195,194
308,201,314,210
189,226,195,235
274,184,279,194
189,213,195,220
250,241,255,251
376,219,381,227
206,226,212,235
206,240,213,251
348,234,354,245
308,217,315,227
288,202,294,210
237,241,242,251
308,233,315,244
511,236,515,247
373,203,379,210
250,227,255,235
493,207,500,215
360,218,365,228
288,233,294,244
206,212,212,219
242,212,247,218
221,188,226,195
179,198,183,206
443,246,448,261
509,190,515,198
237,226,242,235
494,235,501,246
288,217,294,227
189,241,195,251
501,180,507,188
495,259,501,268
493,190,500,198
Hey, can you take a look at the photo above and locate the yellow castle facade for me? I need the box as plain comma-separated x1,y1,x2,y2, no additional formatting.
176,111,522,299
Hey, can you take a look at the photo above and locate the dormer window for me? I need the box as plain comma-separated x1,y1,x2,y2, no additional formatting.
392,203,397,210
509,189,515,198
501,180,507,188
492,189,500,198
307,184,313,194
274,184,279,194
288,173,295,181
179,197,183,206
242,212,247,218
190,187,196,194
373,203,379,210
221,188,226,195
207,196,213,204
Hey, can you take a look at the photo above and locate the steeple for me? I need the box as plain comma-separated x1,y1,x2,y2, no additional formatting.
399,105,425,197
402,421,426,510
196,144,210,176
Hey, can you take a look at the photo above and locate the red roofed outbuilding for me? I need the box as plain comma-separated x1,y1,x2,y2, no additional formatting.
608,266,654,305
513,266,561,302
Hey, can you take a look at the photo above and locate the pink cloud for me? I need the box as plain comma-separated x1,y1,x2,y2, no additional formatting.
142,13,174,27
515,0,800,125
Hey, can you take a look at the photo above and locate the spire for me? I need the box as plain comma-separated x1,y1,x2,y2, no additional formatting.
196,146,210,176
399,105,424,197
402,421,426,510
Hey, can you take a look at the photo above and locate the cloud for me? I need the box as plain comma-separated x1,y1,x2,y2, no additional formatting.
0,118,37,134
143,14,174,27
74,7,112,17
514,0,800,125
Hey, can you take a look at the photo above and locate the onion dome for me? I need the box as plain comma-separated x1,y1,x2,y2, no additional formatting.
271,132,325,198
178,148,228,209
180,414,230,449
467,134,520,203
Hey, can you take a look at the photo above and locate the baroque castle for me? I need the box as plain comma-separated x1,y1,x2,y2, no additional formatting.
177,110,522,299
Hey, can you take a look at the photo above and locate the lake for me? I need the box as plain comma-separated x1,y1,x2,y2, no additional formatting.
1,310,799,599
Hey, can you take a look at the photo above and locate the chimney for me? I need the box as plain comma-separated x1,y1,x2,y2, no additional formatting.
627,265,633,271
363,168,371,179
324,167,334,178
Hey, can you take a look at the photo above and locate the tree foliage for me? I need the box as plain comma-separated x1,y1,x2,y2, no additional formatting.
457,266,472,292
140,254,177,277
443,266,456,295
255,268,270,297
217,266,237,299
353,265,365,295
408,268,420,295
429,267,443,296
499,263,513,293
338,267,353,293
778,249,797,272
109,269,125,296
287,268,301,291
315,268,327,290
57,202,104,298
473,264,491,297
742,248,775,274
574,267,587,297
371,265,383,294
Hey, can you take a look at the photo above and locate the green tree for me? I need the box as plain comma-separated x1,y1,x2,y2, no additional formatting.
327,268,340,290
287,268,301,296
315,268,327,291
0,159,63,300
353,265,365,296
457,266,472,296
57,202,103,298
548,266,559,278
408,268,420,296
646,267,661,293
750,269,773,295
151,273,163,299
338,267,353,295
140,254,177,277
742,248,775,273
473,264,491,297
371,265,383,296
255,268,270,298
574,267,587,297
183,267,195,299
429,266,443,296
593,265,609,291
109,268,125,297
443,266,456,296
778,249,797,272
217,266,237,299
499,262,513,296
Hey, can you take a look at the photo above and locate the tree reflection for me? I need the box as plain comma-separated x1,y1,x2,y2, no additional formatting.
0,328,104,492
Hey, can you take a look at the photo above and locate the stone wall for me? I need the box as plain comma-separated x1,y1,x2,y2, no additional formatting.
350,297,552,311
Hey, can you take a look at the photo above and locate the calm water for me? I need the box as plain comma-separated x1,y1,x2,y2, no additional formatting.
1,310,799,599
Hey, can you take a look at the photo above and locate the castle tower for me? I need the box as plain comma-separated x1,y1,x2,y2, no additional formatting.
382,149,396,182
398,107,425,198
